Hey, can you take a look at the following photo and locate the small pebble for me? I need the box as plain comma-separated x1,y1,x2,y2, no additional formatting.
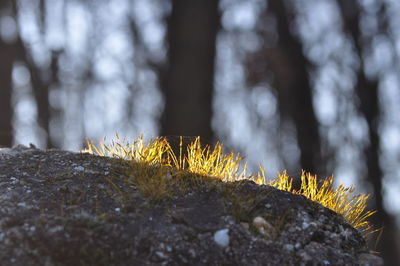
74,166,85,172
214,228,230,247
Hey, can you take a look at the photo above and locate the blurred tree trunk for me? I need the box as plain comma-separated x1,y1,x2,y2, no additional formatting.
0,39,14,147
0,1,17,147
26,50,60,148
13,1,59,148
338,0,399,263
266,0,321,176
160,0,220,141
29,0,53,148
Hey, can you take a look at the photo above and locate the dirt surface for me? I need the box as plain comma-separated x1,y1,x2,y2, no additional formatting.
0,145,383,265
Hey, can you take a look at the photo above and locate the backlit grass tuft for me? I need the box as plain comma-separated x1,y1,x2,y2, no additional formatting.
178,137,248,182
84,135,376,236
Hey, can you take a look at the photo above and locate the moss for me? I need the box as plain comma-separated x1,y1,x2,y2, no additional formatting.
84,134,377,238
220,181,257,223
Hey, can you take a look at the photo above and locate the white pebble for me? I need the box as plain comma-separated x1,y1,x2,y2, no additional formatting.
283,244,294,251
74,166,85,172
17,202,26,207
214,228,230,247
302,221,309,229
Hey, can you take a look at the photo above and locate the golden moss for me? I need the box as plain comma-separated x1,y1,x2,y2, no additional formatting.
83,134,376,236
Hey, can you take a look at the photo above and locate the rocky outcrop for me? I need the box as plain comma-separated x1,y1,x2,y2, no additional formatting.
0,145,383,265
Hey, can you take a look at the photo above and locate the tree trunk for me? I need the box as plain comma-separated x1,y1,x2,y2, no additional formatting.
0,1,16,147
160,0,220,142
267,0,321,175
0,41,14,147
337,0,399,263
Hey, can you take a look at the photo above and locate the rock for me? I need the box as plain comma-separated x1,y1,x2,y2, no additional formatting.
73,166,85,172
240,222,249,230
252,216,276,238
0,147,382,265
214,228,230,247
358,253,384,266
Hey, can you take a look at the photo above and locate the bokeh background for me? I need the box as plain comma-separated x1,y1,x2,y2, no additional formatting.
0,0,399,263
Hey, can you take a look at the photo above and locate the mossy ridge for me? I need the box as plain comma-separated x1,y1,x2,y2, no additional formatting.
83,134,377,237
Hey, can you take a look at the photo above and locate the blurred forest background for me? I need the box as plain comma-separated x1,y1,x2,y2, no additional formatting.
0,0,399,264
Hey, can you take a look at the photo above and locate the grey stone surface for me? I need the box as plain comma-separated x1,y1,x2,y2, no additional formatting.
0,146,382,265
